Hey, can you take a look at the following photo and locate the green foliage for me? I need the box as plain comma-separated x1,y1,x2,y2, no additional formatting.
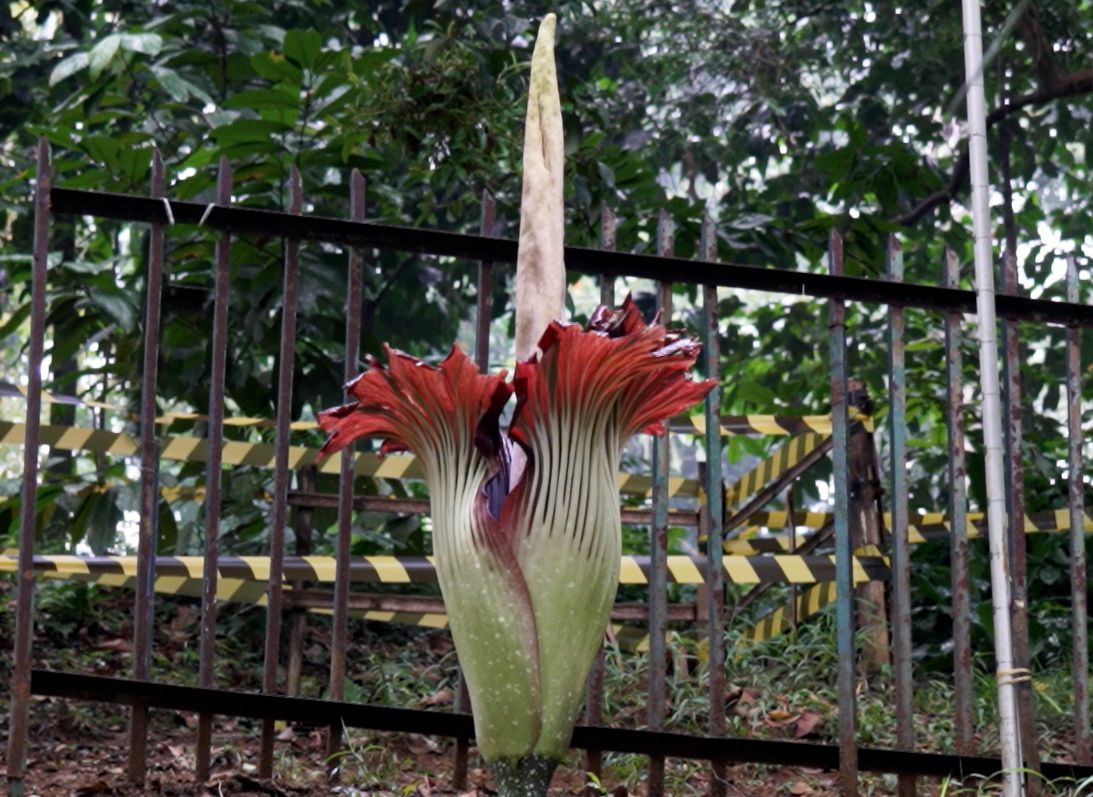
0,1,1090,673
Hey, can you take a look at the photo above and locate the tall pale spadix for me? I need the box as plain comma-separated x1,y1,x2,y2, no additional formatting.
515,14,565,361
319,15,715,797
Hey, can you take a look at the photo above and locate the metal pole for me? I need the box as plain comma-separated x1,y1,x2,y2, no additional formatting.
944,248,975,756
453,188,496,790
584,203,615,796
128,149,166,785
259,166,303,777
327,169,366,773
886,236,914,797
1065,256,1090,765
700,213,727,797
828,229,857,797
6,137,51,797
647,208,673,796
195,157,233,782
1000,250,1040,790
958,2,1023,793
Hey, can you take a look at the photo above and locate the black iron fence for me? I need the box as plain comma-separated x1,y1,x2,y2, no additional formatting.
4,138,1092,797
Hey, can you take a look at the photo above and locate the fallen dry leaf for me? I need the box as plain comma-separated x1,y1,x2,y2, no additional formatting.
789,780,813,795
794,711,824,738
419,689,453,707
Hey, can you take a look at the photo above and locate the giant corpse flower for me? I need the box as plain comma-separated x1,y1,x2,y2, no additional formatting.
318,15,715,797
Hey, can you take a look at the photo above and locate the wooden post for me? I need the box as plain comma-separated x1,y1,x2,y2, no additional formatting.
847,380,890,672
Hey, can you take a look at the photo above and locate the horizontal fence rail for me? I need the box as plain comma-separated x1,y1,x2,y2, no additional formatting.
49,186,1093,325
30,670,1093,783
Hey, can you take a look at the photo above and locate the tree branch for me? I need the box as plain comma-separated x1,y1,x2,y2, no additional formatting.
894,68,1093,227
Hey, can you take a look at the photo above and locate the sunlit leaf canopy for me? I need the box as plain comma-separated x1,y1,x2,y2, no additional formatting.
0,0,1090,667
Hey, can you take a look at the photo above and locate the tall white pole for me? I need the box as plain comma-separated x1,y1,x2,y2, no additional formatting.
958,2,1024,795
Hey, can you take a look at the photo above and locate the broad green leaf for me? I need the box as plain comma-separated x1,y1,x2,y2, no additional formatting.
151,66,214,105
119,32,163,56
49,52,89,86
283,29,322,71
250,50,302,84
89,285,139,330
88,34,123,80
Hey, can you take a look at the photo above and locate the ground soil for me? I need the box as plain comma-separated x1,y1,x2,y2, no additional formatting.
0,575,945,795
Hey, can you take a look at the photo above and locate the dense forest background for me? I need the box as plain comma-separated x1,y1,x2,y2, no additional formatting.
0,0,1090,669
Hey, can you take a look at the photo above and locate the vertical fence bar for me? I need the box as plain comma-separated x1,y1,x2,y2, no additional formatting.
646,208,673,797
327,169,366,772
1000,249,1040,788
6,138,51,797
128,149,166,786
258,166,303,778
473,189,495,373
944,247,974,756
885,236,914,797
700,213,727,797
452,188,496,790
1066,256,1090,765
599,204,616,307
195,157,233,783
286,464,317,698
584,204,615,797
828,229,857,797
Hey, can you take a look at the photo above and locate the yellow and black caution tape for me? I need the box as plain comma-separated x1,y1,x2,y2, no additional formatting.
0,421,700,498
0,552,889,587
720,507,1093,552
2,381,870,438
724,432,828,508
744,582,836,643
672,408,873,436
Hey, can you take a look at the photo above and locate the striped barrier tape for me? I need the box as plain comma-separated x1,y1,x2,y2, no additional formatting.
743,582,836,643
0,421,700,498
0,552,889,586
672,408,873,436
0,381,870,438
714,507,1093,551
740,545,884,642
724,432,828,507
19,555,652,650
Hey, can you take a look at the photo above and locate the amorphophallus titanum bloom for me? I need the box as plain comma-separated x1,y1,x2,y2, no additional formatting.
318,15,715,797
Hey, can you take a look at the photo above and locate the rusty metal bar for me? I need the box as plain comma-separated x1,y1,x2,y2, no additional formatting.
327,169,366,770
47,186,1093,326
829,229,858,796
1066,256,1090,765
474,189,495,372
286,466,316,699
944,247,974,756
647,209,674,796
452,188,496,789
285,491,699,526
127,149,166,786
886,236,914,797
599,204,616,308
285,590,699,621
585,204,616,796
195,157,233,782
6,138,51,797
38,669,1093,781
258,166,303,777
700,214,727,797
1000,249,1040,787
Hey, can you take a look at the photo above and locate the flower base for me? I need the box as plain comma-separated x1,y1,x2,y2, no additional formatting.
491,755,559,797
